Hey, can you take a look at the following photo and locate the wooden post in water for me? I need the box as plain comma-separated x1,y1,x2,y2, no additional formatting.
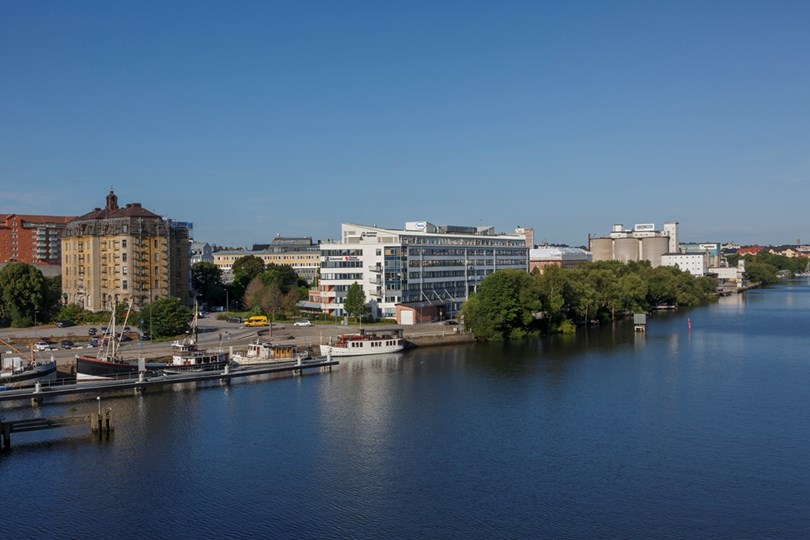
1,420,10,450
91,408,113,434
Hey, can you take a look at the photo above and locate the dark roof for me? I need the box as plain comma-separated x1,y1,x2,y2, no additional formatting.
74,190,161,221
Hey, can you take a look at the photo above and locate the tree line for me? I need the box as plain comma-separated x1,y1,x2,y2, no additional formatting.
461,261,719,340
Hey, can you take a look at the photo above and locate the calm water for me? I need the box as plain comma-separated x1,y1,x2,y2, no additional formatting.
3,282,810,539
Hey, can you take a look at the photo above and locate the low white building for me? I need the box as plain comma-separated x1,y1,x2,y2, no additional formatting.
191,242,214,265
529,246,591,272
315,221,528,323
661,252,708,276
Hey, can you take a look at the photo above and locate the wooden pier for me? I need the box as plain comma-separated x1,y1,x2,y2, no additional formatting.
1,409,113,450
0,358,339,405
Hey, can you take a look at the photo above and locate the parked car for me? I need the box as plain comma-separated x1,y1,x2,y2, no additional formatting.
139,333,151,341
35,341,55,351
88,327,97,336
56,320,71,328
443,319,459,325
122,326,131,333
101,326,109,334
61,339,75,349
227,316,243,324
89,337,100,347
293,320,312,327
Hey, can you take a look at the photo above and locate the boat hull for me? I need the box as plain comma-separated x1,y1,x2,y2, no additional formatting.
75,356,163,382
319,343,404,357
0,361,57,389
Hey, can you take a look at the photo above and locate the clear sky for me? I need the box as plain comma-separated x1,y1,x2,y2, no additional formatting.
2,1,809,248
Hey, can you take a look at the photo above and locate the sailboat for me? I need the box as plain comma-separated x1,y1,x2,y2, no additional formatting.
162,305,230,374
75,299,159,382
1,339,58,389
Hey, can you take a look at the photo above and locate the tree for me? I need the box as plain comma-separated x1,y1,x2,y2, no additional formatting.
343,282,366,323
745,262,779,286
138,297,193,338
192,262,226,308
232,255,265,306
0,262,48,327
243,277,266,313
259,263,300,294
461,269,536,340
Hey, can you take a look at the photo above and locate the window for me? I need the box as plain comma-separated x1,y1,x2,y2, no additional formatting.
122,239,127,248
123,280,128,290
122,253,127,262
155,253,159,262
123,266,128,275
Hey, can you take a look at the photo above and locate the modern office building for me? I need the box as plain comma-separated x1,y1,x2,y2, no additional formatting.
314,221,529,324
0,213,75,265
589,222,679,267
61,190,192,312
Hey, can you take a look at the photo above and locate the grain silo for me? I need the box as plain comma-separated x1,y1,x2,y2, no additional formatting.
590,238,613,262
614,237,640,262
641,236,670,267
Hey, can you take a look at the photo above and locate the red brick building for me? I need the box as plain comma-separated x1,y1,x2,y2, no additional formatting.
0,213,76,265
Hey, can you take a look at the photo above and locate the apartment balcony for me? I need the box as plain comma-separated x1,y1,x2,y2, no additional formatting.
368,264,382,273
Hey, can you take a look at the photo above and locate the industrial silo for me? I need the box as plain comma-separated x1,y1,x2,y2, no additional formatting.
614,237,640,262
641,236,670,267
590,238,613,262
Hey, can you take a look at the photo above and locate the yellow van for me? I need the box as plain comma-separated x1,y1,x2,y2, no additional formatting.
244,315,269,327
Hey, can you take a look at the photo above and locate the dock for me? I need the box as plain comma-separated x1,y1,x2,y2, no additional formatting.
1,409,113,450
0,358,339,405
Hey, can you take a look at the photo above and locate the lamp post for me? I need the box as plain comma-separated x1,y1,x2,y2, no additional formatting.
33,310,38,338
97,396,101,415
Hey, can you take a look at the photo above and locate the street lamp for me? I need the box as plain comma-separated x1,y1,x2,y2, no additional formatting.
97,396,101,415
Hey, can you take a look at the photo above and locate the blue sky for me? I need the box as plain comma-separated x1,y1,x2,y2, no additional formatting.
2,1,809,247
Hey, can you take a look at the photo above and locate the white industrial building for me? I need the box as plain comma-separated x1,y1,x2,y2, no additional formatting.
660,252,708,276
314,221,528,324
529,246,592,272
590,222,679,267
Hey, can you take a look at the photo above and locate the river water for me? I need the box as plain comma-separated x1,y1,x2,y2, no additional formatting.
2,281,810,539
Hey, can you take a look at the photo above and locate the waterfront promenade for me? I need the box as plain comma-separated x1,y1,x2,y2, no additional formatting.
0,317,472,373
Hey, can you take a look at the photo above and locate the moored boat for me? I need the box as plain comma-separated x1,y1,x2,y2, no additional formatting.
75,299,159,382
163,308,229,374
1,340,57,389
319,328,404,357
231,339,310,367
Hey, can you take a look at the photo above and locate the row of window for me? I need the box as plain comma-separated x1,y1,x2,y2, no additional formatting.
320,273,363,281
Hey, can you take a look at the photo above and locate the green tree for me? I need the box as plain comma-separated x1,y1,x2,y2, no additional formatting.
343,282,366,323
0,262,48,327
232,255,265,306
192,262,226,308
138,297,193,338
744,262,779,286
259,263,300,294
461,269,536,340
54,303,83,326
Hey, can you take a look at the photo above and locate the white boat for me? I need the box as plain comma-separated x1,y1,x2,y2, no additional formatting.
1,340,57,389
319,328,404,357
231,340,310,367
166,307,229,374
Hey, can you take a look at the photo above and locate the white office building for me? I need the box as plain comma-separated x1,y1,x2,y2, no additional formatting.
315,221,528,323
